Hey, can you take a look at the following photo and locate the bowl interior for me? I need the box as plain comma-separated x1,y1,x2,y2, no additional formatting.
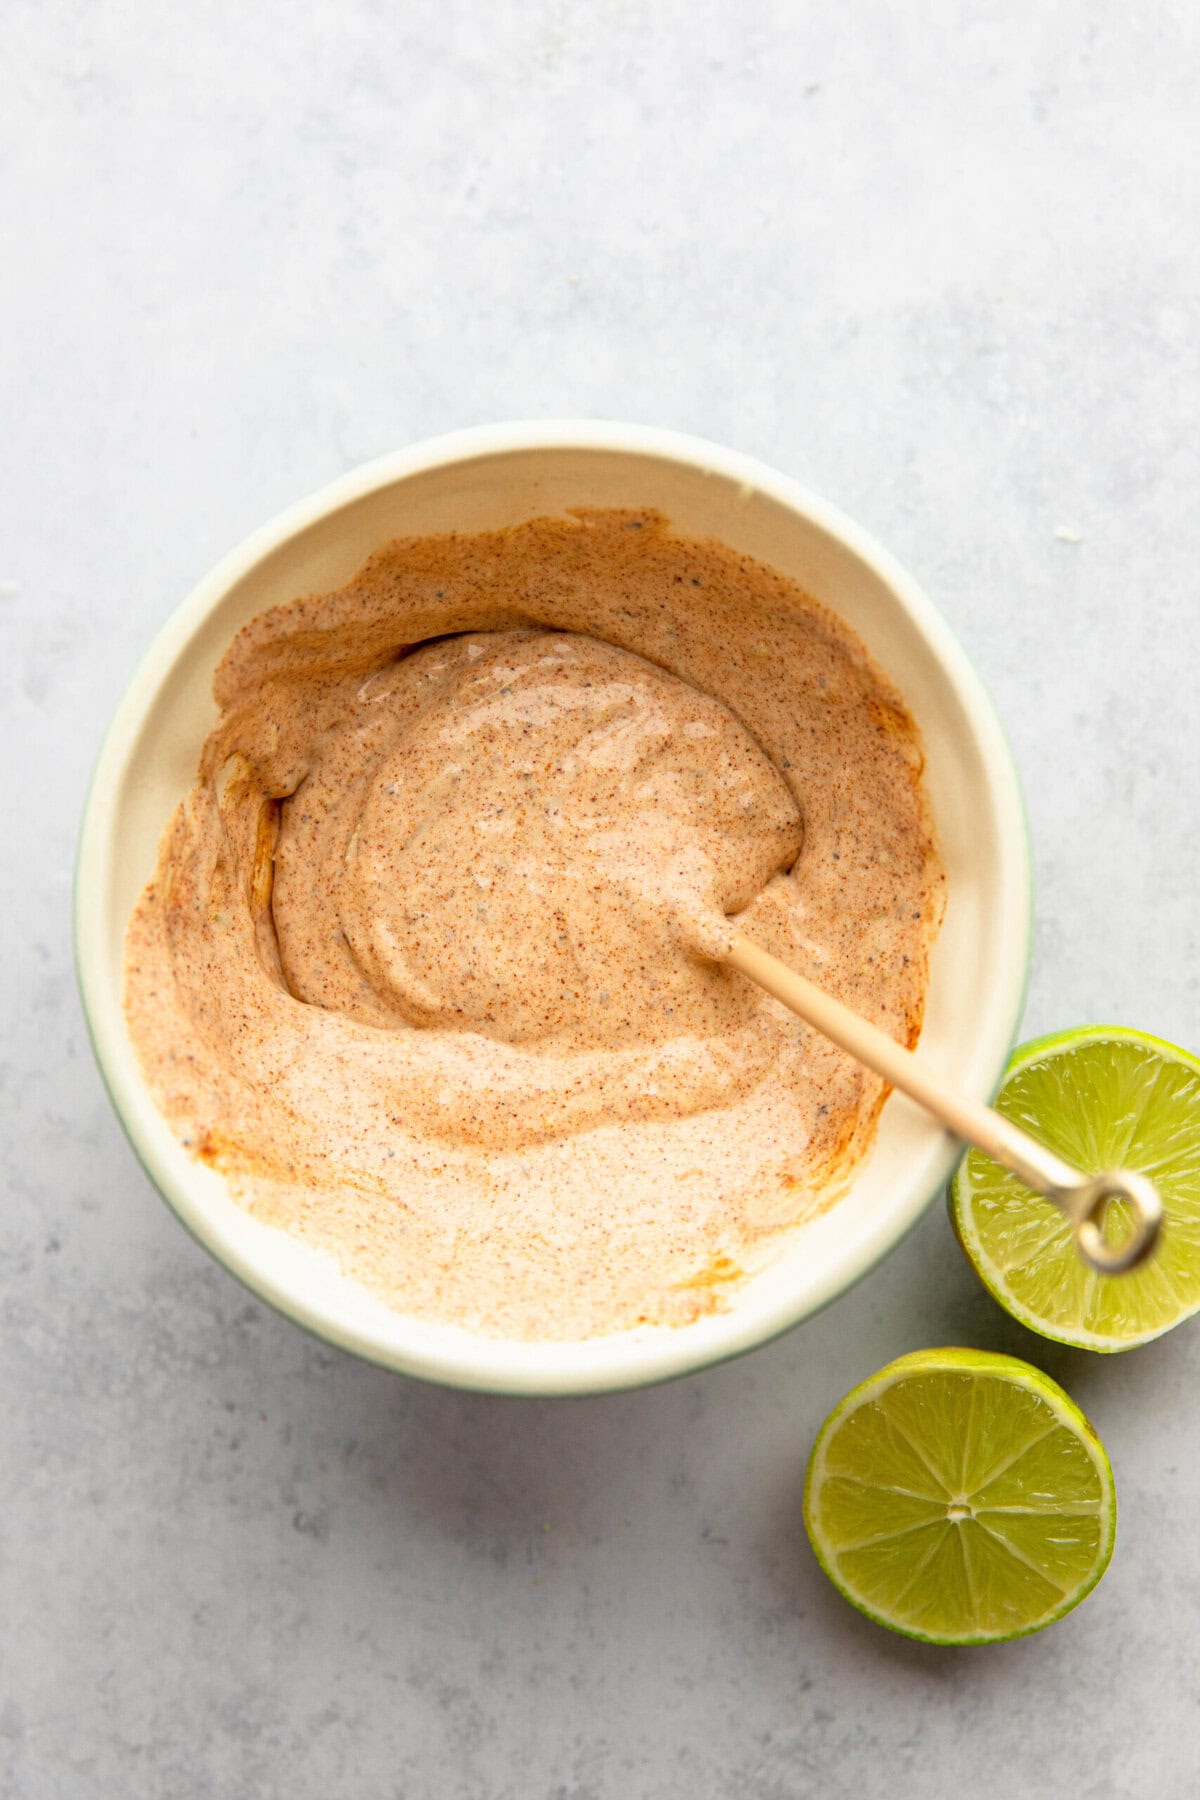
78,429,1030,1393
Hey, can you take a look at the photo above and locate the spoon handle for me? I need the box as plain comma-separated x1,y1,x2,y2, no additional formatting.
725,930,1163,1274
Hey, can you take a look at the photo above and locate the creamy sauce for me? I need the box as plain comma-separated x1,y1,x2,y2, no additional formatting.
125,511,943,1340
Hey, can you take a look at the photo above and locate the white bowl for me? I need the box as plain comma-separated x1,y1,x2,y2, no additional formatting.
76,422,1031,1395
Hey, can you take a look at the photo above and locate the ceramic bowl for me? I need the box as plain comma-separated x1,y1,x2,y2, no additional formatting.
76,422,1030,1394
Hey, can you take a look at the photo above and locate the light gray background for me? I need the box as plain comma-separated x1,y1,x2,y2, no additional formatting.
4,2,1199,1795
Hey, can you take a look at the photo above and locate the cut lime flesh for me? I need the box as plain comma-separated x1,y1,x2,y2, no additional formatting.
803,1348,1116,1645
952,1026,1200,1351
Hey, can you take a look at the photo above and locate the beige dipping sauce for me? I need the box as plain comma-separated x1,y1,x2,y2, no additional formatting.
125,511,943,1340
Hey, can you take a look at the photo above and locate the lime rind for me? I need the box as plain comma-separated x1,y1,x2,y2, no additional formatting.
803,1348,1116,1645
952,1027,1200,1352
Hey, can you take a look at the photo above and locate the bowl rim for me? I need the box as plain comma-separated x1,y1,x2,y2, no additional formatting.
75,419,1032,1394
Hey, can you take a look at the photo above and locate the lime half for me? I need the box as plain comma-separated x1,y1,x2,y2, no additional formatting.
803,1348,1116,1645
951,1026,1200,1351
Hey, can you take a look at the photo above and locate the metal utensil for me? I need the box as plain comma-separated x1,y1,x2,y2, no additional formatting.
725,930,1163,1274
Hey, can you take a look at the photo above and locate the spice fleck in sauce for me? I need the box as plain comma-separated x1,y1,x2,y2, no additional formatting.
125,511,943,1339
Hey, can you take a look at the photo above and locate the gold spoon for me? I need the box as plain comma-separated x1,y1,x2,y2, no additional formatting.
722,929,1163,1274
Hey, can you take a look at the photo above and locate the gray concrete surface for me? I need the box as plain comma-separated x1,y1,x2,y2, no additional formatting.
4,2,1200,1794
